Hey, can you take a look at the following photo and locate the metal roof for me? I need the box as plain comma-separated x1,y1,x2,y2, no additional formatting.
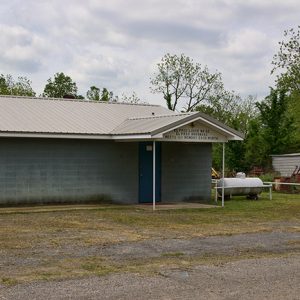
0,96,171,135
111,113,195,135
0,96,243,141
271,153,300,157
112,112,244,140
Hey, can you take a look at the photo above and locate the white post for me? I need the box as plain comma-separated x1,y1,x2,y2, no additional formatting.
222,143,225,208
214,180,218,204
153,141,156,211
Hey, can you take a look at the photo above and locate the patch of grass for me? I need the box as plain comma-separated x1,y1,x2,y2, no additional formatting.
1,277,18,286
102,250,300,277
162,252,184,257
286,239,300,245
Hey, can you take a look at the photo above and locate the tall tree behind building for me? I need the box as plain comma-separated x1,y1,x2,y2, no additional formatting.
245,89,295,169
0,74,36,96
43,72,78,98
272,26,300,150
150,53,225,112
86,86,114,101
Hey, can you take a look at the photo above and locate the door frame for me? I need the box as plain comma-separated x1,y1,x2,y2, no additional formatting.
138,141,161,203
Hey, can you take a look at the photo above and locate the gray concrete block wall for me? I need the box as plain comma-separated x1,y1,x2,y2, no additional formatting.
0,138,138,204
161,142,212,202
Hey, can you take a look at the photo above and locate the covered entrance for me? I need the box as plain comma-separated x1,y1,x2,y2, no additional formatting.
112,111,244,209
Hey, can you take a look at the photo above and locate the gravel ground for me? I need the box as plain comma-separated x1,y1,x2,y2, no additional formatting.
0,230,299,299
100,231,300,261
1,231,299,271
1,256,299,300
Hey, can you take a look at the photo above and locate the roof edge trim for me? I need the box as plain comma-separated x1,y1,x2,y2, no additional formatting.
0,132,112,140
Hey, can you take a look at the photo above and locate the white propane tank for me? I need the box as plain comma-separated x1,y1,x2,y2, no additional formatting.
236,172,246,179
217,176,264,199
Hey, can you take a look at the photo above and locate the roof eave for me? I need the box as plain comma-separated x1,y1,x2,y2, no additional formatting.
0,131,112,140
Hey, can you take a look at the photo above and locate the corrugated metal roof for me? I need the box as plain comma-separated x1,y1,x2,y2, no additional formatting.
271,153,300,157
0,96,244,140
0,96,172,135
111,113,195,134
111,111,244,140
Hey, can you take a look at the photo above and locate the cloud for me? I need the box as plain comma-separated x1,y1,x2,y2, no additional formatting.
223,28,272,59
0,0,299,101
123,20,223,46
0,24,51,73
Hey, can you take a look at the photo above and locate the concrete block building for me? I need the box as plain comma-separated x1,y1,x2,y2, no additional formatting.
0,96,243,205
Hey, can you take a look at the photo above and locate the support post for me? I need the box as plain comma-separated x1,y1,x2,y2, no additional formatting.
214,182,218,204
222,143,225,208
153,141,156,211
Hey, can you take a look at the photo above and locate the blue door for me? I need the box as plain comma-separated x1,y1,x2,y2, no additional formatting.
139,142,161,203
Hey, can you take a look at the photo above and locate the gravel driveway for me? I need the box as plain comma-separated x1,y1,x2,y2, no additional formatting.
1,230,299,300
1,256,299,300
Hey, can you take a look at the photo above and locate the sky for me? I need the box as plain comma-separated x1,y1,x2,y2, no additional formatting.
0,0,299,106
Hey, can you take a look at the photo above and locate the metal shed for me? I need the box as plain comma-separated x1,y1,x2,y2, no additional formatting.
271,153,300,177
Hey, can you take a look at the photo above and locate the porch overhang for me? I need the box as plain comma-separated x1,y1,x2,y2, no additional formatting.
112,112,244,143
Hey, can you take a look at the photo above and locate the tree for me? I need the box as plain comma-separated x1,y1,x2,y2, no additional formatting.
197,92,257,134
286,90,300,150
245,89,295,169
101,88,113,102
271,26,300,155
257,89,294,154
120,91,143,104
86,86,114,101
43,72,78,98
150,53,224,112
0,74,36,96
244,118,268,168
272,26,300,92
197,93,258,172
86,86,100,101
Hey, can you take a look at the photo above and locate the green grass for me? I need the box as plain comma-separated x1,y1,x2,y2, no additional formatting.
97,192,299,235
162,252,185,257
0,192,299,285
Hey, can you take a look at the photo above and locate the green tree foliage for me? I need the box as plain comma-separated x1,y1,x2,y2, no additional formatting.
272,26,300,150
286,90,300,150
86,86,100,101
272,26,300,92
271,26,300,158
86,86,114,101
256,89,294,154
197,93,257,134
43,72,78,98
0,74,36,96
197,93,258,172
101,88,113,101
244,118,268,168
245,89,295,169
120,91,143,104
150,53,224,112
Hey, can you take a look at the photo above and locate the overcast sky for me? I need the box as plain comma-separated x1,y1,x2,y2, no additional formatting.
0,0,299,106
